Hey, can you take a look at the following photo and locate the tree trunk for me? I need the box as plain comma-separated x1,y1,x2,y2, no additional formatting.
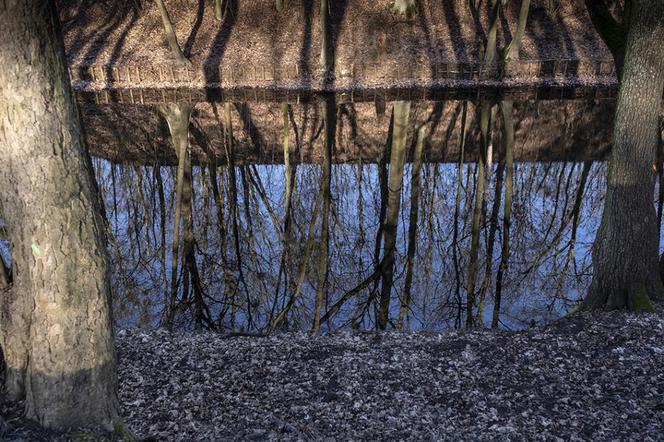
158,103,192,326
583,0,664,312
319,0,329,69
466,105,490,328
377,101,410,330
452,101,468,328
313,98,335,332
0,0,119,430
155,0,191,65
493,100,515,328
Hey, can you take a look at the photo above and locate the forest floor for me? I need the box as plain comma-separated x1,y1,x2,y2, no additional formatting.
2,307,664,441
58,0,616,92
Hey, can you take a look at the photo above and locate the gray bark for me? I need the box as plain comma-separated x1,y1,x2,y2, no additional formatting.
583,0,664,311
0,0,118,430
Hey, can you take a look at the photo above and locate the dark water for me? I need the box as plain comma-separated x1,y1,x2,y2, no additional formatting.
58,97,642,333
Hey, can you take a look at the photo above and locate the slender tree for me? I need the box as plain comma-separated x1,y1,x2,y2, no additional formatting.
158,103,193,326
493,0,530,328
319,0,329,69
377,101,410,330
155,0,191,65
0,0,119,430
313,98,335,332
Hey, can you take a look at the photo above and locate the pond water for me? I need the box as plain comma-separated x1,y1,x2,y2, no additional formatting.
8,96,651,332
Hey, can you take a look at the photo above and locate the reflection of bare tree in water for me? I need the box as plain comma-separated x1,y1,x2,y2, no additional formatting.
94,94,621,333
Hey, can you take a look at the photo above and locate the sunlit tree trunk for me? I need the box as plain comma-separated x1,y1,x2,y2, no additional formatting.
484,0,501,64
0,0,118,429
155,0,191,65
319,0,329,69
583,0,664,311
503,0,531,60
378,101,410,330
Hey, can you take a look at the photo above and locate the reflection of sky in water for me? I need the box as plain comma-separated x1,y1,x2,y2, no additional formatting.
92,157,617,332
1,98,657,332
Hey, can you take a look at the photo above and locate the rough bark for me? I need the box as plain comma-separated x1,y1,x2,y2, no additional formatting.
582,0,664,312
0,0,118,430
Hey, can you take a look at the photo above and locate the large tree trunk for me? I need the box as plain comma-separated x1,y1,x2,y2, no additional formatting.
583,0,664,312
0,0,119,430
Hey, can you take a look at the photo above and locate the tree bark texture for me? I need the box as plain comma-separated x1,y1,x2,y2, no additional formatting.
583,0,664,311
0,0,119,430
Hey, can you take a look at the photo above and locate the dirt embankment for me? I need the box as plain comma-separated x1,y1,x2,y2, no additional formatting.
58,0,616,93
80,99,614,166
